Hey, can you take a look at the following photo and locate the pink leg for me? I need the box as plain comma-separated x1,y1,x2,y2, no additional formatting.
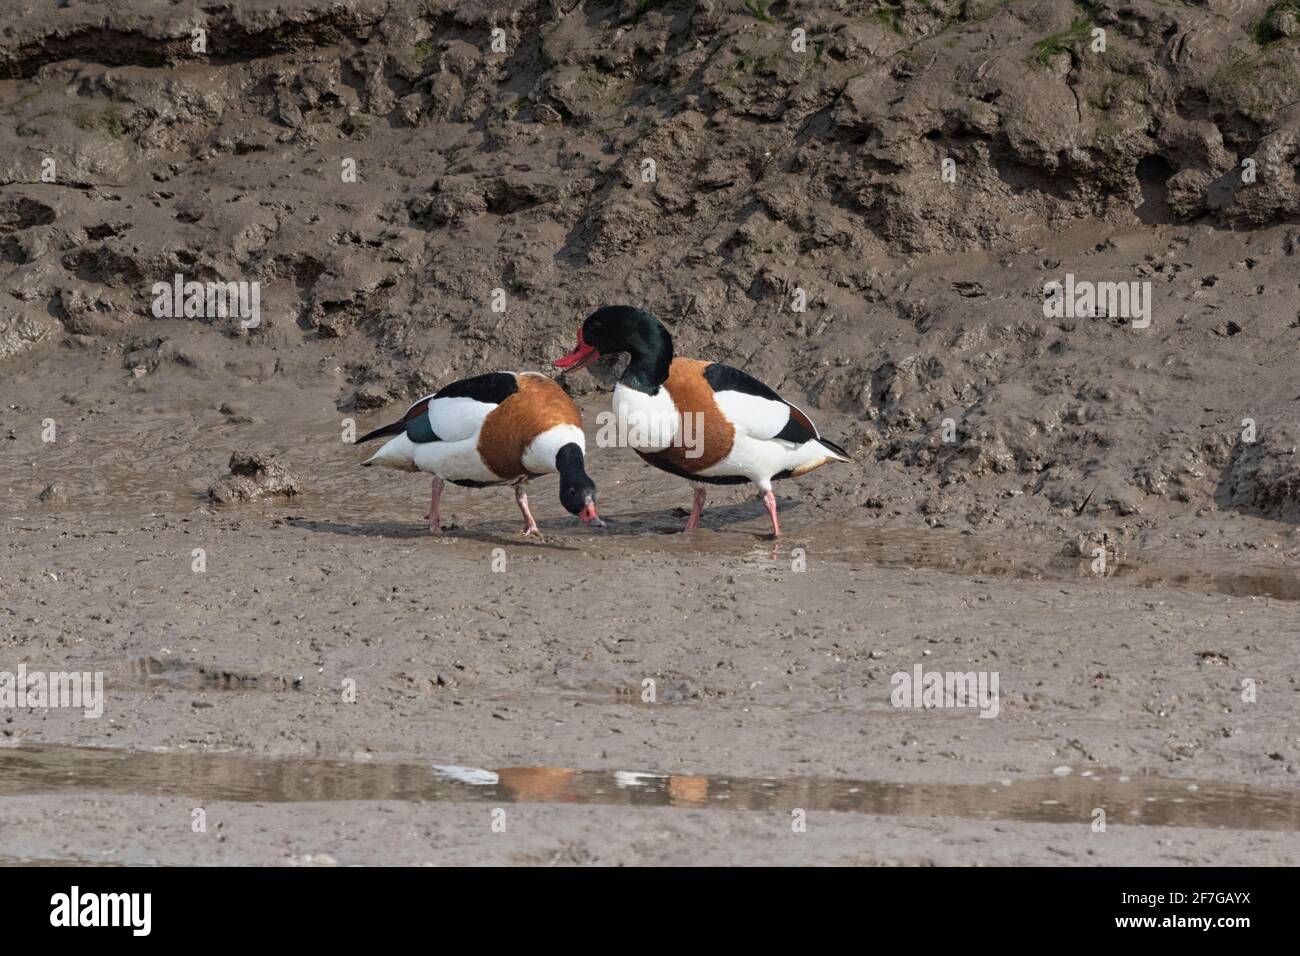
515,484,541,537
761,490,780,539
427,477,444,533
684,486,707,531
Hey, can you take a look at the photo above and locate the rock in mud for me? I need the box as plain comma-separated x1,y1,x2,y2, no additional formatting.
35,482,63,503
0,311,53,360
1218,427,1300,522
208,452,303,504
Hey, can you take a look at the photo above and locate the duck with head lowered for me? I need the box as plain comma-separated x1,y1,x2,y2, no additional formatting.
355,371,602,536
553,306,850,537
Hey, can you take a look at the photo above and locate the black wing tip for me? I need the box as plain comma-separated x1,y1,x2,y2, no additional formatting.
434,371,519,404
818,437,852,461
355,421,404,445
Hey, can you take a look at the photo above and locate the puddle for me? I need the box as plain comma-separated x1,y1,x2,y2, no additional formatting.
1105,562,1300,600
2,744,1297,832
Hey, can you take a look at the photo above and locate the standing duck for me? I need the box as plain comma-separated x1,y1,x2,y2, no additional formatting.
356,371,601,535
553,306,849,537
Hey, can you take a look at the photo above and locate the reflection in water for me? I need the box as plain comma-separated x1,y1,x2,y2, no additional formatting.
2,744,1298,832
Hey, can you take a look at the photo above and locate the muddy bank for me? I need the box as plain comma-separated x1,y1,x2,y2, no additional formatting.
3,0,1300,539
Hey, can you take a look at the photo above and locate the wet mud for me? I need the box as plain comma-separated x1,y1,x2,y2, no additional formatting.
3,0,1300,866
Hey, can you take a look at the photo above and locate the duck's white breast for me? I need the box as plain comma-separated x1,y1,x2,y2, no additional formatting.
522,424,585,474
612,383,680,452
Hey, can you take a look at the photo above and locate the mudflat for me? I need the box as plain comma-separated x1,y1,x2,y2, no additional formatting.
2,0,1299,865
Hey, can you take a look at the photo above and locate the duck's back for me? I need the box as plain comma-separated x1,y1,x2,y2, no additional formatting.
635,358,738,479
478,373,583,479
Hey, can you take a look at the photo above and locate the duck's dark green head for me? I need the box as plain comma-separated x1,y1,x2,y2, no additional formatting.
553,306,672,392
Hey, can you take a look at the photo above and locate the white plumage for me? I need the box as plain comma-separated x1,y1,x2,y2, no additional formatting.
711,389,793,441
612,383,680,452
523,424,587,474
427,396,496,442
362,431,419,472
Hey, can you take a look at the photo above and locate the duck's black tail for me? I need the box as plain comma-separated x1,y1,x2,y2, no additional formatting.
355,420,405,445
817,437,852,462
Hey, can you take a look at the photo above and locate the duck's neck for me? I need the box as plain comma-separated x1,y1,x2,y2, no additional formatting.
620,323,673,394
555,443,590,484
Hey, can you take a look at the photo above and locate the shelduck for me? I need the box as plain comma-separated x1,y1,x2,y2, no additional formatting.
356,371,602,535
553,306,850,538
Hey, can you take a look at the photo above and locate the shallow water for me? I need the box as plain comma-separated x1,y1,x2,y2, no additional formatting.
2,744,1297,832
556,521,1300,601
14,489,1297,600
